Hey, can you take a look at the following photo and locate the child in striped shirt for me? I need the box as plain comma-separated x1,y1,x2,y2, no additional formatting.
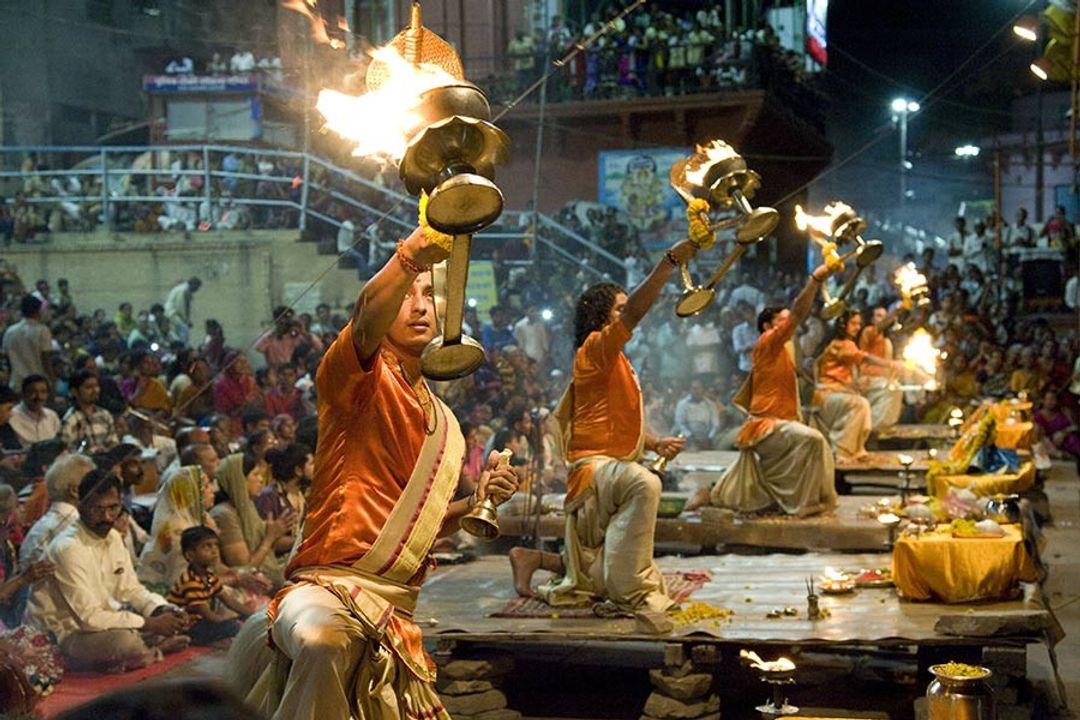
167,526,246,645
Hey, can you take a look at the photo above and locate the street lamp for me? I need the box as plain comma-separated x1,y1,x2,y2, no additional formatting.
954,144,980,158
1013,16,1039,43
891,98,920,206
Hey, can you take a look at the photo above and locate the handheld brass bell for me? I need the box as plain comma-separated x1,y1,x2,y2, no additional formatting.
795,201,883,320
669,140,779,317
460,449,513,540
381,3,511,381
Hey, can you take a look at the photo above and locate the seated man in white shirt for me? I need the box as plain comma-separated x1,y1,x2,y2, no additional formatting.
9,375,60,448
27,470,189,672
19,453,95,565
673,379,720,450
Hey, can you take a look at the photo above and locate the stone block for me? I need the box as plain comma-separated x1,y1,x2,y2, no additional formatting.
648,669,712,701
643,691,720,719
438,654,514,680
664,660,695,678
437,679,494,695
439,689,507,716
934,610,1050,637
981,646,1027,677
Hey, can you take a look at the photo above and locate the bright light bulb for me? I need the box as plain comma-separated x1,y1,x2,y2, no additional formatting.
1013,18,1039,42
907,101,920,113
541,308,553,321
891,98,908,113
1031,61,1049,81
467,298,477,308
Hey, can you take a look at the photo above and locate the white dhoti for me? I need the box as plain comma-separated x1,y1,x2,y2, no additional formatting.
709,420,836,516
539,459,674,612
229,582,448,720
813,391,872,460
862,377,903,429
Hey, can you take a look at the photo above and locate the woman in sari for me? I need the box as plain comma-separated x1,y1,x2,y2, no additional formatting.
210,453,291,591
137,466,214,591
213,352,260,437
1034,389,1080,465
0,484,63,704
813,310,899,461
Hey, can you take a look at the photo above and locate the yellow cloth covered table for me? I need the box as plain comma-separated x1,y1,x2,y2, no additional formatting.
928,461,1036,499
892,525,1039,602
995,421,1033,451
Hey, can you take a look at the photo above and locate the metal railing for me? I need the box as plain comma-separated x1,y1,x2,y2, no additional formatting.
0,144,626,284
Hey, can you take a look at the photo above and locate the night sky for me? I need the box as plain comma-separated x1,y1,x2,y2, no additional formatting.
807,0,1043,223
824,0,1037,145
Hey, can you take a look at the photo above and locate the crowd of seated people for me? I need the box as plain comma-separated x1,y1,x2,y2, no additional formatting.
0,189,1078,704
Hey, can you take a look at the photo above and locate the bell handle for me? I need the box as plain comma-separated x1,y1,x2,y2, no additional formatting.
834,264,865,303
707,215,744,232
819,281,834,304
679,261,698,293
702,243,749,291
731,189,754,217
441,234,473,345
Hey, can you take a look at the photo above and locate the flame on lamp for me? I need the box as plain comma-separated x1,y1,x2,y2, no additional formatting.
822,567,849,582
740,649,796,673
684,140,740,187
315,46,460,160
282,0,349,49
794,201,854,239
901,328,940,388
894,262,928,299
284,1,463,162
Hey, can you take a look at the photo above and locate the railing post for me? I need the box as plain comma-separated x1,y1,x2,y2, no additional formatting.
299,154,311,232
202,146,212,226
100,148,109,231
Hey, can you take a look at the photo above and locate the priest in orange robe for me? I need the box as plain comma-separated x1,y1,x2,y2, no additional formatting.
229,222,518,720
509,236,699,610
858,304,904,429
688,263,839,516
813,310,900,460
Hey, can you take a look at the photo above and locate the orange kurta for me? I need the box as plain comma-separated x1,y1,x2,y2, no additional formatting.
285,323,435,675
858,325,891,378
565,319,643,502
289,329,429,574
816,339,866,397
736,314,799,447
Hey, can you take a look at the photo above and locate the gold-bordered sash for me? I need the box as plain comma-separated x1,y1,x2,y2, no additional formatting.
352,396,464,585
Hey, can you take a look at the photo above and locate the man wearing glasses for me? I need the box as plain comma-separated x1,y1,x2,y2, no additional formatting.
27,469,189,672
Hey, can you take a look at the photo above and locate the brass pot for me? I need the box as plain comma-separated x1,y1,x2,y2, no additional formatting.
926,664,995,720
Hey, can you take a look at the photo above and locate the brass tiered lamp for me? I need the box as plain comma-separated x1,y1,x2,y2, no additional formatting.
668,140,779,317
374,3,511,381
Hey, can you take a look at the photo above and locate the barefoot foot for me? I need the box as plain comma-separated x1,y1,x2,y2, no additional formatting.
508,547,541,598
684,487,711,512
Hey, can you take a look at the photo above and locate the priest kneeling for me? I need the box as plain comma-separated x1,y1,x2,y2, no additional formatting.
687,261,840,517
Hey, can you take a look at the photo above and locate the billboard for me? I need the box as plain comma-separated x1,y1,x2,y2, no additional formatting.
597,147,689,234
807,0,829,66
